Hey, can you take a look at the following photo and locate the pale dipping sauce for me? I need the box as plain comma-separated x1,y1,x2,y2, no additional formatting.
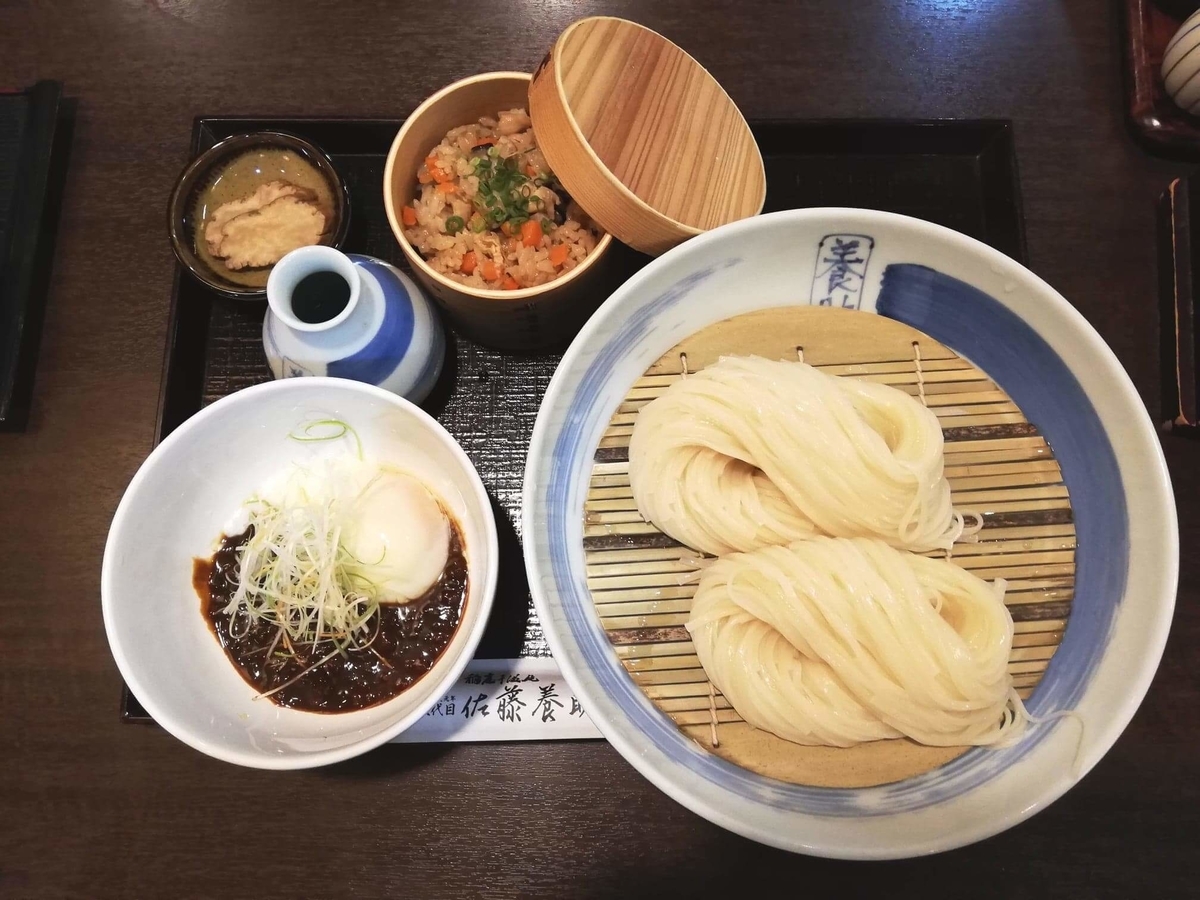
192,147,336,287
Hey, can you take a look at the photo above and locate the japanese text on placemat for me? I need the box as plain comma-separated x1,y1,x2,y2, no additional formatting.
425,671,587,724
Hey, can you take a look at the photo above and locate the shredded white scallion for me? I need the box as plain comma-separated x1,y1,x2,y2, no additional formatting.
221,420,384,691
226,486,381,655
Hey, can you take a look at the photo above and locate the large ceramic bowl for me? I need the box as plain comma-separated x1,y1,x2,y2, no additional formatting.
522,208,1178,858
103,378,498,769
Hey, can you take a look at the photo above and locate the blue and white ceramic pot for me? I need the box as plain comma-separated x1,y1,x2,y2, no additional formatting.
263,245,444,403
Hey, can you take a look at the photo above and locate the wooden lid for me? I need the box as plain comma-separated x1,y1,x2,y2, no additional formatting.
529,17,765,256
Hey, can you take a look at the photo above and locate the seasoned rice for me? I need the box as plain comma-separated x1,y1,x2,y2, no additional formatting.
402,108,601,290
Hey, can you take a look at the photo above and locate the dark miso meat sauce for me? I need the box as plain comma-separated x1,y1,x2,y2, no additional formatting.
193,521,468,713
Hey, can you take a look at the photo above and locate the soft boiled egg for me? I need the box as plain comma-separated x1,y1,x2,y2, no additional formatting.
342,469,450,602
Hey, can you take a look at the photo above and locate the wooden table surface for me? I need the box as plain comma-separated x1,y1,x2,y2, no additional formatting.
1,1,1196,897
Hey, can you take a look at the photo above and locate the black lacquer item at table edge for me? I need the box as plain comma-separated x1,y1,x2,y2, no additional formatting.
0,80,72,432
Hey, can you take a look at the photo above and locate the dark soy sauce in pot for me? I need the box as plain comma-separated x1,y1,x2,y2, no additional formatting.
292,270,351,324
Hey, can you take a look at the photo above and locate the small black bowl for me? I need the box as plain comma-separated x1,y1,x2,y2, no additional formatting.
167,131,351,300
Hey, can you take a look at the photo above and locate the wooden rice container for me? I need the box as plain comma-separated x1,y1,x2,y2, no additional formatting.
383,72,616,351
582,307,1075,788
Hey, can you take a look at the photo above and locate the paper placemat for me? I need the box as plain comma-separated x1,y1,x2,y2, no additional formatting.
394,658,602,742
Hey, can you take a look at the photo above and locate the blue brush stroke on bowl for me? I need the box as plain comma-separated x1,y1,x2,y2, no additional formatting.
876,264,1126,715
544,260,1128,818
327,257,414,386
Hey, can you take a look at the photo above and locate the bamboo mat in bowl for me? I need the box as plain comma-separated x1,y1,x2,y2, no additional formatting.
581,307,1074,788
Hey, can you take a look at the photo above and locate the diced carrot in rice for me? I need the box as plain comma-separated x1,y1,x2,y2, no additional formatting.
520,220,543,247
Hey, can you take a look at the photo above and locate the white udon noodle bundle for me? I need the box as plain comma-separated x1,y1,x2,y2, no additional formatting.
687,537,1027,748
628,356,963,556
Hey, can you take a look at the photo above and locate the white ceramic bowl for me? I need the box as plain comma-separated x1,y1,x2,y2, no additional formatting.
523,208,1178,858
103,378,498,769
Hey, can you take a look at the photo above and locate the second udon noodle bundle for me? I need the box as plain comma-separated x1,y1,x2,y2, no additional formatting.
628,356,964,557
628,354,1026,750
688,537,1025,747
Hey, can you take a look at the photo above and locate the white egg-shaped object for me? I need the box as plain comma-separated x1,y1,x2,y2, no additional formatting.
342,469,450,601
1163,10,1200,114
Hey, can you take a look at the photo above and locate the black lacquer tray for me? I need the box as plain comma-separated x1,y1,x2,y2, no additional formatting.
123,117,1026,720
